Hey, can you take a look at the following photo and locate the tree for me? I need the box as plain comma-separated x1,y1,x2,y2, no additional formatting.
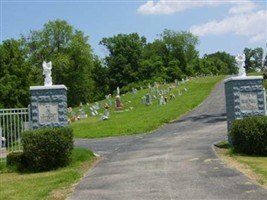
0,39,31,108
100,33,146,92
204,51,236,75
91,56,109,100
243,47,264,72
160,29,199,76
23,20,95,106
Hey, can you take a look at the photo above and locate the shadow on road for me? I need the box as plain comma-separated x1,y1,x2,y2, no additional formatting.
170,113,227,124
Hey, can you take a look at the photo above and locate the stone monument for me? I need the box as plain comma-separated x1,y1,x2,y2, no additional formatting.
224,54,266,143
115,95,123,111
30,61,68,129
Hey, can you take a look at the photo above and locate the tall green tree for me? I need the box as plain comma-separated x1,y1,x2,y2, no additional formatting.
160,29,199,76
100,33,146,92
204,51,236,74
91,56,109,100
140,40,167,81
23,20,95,106
0,39,31,108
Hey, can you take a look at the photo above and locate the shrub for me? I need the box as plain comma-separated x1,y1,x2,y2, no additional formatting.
230,116,267,156
21,127,73,172
6,152,27,172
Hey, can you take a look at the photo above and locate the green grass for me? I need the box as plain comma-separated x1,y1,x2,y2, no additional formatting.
0,148,96,200
216,141,267,187
233,155,267,185
70,75,226,138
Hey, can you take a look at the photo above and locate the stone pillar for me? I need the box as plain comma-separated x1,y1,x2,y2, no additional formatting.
30,85,68,129
224,76,266,133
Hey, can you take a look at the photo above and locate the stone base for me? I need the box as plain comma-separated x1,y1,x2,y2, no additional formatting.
30,85,68,129
224,75,266,131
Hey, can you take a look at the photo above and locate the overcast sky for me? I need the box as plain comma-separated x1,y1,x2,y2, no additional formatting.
1,0,266,58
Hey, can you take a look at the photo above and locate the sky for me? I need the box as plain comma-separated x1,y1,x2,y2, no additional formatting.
0,0,266,58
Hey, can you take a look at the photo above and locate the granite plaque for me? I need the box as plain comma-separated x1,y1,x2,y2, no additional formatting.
38,102,59,123
240,92,258,111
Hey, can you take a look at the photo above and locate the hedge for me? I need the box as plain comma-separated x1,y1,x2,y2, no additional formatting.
6,127,74,172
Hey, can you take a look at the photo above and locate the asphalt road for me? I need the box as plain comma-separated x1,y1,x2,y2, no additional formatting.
68,80,267,200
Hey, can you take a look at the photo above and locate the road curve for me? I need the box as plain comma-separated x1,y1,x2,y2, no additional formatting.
69,80,267,200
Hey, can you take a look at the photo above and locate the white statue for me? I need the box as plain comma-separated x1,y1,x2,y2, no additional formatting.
235,54,246,77
42,61,53,86
116,86,120,96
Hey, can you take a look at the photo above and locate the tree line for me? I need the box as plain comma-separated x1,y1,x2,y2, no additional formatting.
0,20,265,108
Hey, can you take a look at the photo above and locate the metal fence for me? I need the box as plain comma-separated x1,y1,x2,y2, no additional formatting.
0,107,31,160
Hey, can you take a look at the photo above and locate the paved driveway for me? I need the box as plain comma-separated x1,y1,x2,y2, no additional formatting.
69,81,267,200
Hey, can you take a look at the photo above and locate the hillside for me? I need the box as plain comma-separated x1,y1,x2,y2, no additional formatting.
70,75,226,138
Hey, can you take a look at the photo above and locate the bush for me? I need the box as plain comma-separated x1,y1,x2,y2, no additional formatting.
6,152,26,171
21,127,73,172
230,116,267,156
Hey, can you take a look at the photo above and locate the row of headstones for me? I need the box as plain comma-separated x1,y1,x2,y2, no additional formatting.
68,75,213,122
68,101,111,122
141,87,188,106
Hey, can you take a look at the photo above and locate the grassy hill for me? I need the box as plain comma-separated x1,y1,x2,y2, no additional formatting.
70,75,226,138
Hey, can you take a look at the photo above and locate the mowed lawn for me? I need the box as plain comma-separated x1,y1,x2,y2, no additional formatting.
70,75,226,138
216,142,267,188
0,148,96,200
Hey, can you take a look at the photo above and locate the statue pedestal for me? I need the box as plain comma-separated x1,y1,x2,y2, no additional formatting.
224,76,266,142
30,85,68,129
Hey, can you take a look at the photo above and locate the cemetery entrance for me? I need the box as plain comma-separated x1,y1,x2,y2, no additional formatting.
0,107,30,159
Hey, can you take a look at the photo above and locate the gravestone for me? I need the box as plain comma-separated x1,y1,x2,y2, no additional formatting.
101,109,110,120
145,93,152,106
178,89,182,96
141,96,146,105
115,95,123,111
159,95,166,105
30,61,68,129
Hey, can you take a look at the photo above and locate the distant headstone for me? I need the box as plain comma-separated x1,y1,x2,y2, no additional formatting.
132,87,138,95
159,95,166,105
89,106,98,116
94,102,100,110
141,96,146,105
115,95,123,111
170,93,176,100
78,109,87,119
175,79,179,86
145,93,152,106
101,109,110,120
